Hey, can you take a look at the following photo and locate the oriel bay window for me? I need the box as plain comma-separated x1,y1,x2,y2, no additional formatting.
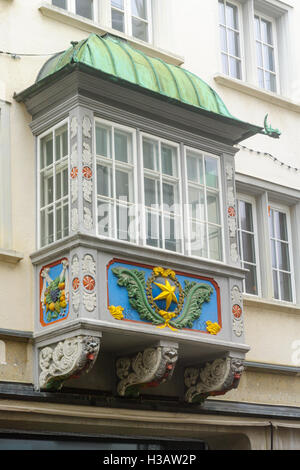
39,122,69,248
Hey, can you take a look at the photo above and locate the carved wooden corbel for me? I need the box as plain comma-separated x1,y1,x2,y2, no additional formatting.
116,344,178,397
184,357,244,404
39,335,100,391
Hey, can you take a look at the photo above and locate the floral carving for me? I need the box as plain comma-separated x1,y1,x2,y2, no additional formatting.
116,345,178,397
82,142,92,166
184,357,245,403
39,335,100,391
82,116,92,138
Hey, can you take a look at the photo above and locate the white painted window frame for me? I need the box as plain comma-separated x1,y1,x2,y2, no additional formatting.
140,132,183,254
268,201,296,303
218,0,246,81
37,118,70,249
51,0,98,21
184,146,225,263
237,193,261,297
109,0,153,43
94,116,138,244
254,10,280,93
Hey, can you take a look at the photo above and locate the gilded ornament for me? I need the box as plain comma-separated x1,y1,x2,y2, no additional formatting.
206,321,221,335
109,305,124,320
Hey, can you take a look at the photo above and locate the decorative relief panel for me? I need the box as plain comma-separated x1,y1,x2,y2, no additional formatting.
81,114,94,232
70,252,97,315
107,259,221,333
225,162,239,264
40,258,69,327
39,335,100,391
184,356,245,403
231,285,244,337
116,345,178,397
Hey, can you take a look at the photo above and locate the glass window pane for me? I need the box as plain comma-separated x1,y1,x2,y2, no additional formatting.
244,262,258,295
115,130,131,163
190,221,208,259
256,42,263,67
279,271,292,302
226,3,238,29
239,201,253,232
96,126,111,158
40,208,54,247
205,157,218,188
116,169,132,201
98,200,114,237
263,45,275,72
264,71,276,92
258,68,264,88
111,0,124,9
40,171,54,207
228,29,240,57
277,241,290,271
144,177,160,207
56,161,68,200
161,145,177,177
242,232,256,263
164,216,181,253
218,0,226,25
207,191,220,225
63,203,69,237
97,164,112,197
261,19,273,45
132,17,148,41
52,0,67,9
229,57,241,79
117,204,132,241
271,239,277,268
208,225,222,261
188,187,205,220
41,134,53,169
146,210,162,248
112,9,125,32
76,0,93,19
55,126,68,161
163,183,178,210
143,139,159,171
272,270,279,299
186,152,203,184
131,0,147,19
274,210,288,241
221,53,229,75
220,26,227,52
254,16,260,40
56,204,62,241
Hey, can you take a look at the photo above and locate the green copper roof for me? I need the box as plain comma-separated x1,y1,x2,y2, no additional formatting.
36,33,234,119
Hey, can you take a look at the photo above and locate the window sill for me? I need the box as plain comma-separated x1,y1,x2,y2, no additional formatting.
0,248,23,264
214,73,300,114
243,294,300,314
39,3,184,67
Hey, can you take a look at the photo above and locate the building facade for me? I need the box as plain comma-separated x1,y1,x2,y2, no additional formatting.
0,0,300,450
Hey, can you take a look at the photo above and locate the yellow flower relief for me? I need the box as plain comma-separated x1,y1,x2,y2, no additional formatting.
206,321,221,335
108,305,124,320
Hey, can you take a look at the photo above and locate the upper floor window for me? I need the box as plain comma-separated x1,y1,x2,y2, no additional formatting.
52,0,94,20
218,0,242,79
269,206,294,302
111,0,151,42
39,122,69,247
237,197,260,295
254,14,277,92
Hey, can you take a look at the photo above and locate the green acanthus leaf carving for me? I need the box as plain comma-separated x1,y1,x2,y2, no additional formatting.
111,268,164,325
170,281,213,329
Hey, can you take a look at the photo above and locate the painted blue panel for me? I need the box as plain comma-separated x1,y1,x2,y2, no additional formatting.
107,260,221,332
40,259,69,326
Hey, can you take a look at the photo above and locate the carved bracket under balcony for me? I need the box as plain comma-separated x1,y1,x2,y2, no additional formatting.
39,335,100,391
184,356,245,404
116,344,179,397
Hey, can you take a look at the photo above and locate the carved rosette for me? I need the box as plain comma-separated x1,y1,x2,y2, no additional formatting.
184,356,245,403
39,335,100,391
225,162,239,264
116,345,178,397
231,285,244,337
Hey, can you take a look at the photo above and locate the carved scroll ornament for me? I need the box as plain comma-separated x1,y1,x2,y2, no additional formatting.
116,345,178,397
184,357,244,403
39,335,100,391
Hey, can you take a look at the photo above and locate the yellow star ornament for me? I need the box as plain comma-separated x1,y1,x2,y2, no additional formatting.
153,279,178,311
